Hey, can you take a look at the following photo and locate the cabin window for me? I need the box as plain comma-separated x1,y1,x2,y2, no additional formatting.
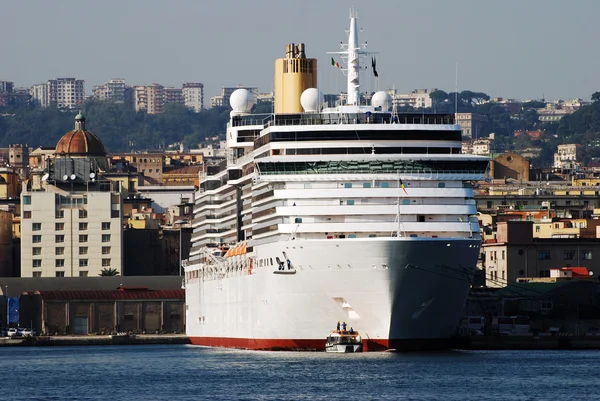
344,183,352,188
402,199,410,205
294,218,302,223
381,182,389,188
363,183,371,188
347,200,355,205
349,234,357,238
538,251,551,260
438,182,446,188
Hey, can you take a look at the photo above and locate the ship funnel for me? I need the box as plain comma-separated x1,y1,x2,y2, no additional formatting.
274,43,317,114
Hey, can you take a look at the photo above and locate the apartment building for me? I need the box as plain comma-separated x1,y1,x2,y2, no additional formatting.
29,84,49,108
93,79,127,103
47,78,85,109
182,83,204,112
133,86,148,112
146,84,164,114
163,87,184,105
554,144,580,169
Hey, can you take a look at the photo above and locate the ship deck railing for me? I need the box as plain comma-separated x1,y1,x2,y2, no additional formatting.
231,112,456,128
258,168,486,178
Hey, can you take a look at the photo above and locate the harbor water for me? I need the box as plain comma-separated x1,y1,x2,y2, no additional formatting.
1,345,599,400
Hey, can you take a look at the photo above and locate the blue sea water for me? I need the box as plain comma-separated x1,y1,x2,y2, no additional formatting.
1,345,599,400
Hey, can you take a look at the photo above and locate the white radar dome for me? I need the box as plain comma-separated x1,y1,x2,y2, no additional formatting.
300,88,324,112
229,89,256,113
371,91,393,111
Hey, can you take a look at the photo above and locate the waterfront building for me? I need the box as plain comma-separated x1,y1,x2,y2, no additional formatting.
20,114,123,278
483,221,600,288
182,83,204,112
47,78,85,109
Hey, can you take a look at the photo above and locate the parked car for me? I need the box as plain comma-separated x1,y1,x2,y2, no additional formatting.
7,328,18,337
18,328,35,337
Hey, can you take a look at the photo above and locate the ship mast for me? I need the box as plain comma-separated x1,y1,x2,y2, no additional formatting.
328,8,376,107
346,9,360,106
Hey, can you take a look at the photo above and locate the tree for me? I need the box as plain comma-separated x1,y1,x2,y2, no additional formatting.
99,268,119,276
592,92,600,103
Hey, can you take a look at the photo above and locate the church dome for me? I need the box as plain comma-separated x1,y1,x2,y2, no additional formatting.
55,113,106,156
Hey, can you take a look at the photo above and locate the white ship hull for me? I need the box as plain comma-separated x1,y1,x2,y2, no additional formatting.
185,237,480,351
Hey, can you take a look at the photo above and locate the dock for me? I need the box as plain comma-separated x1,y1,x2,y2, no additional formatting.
0,334,191,347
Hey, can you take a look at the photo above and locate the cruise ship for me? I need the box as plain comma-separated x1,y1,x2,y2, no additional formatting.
184,11,489,351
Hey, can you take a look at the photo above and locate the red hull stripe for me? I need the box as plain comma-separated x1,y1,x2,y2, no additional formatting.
188,337,389,352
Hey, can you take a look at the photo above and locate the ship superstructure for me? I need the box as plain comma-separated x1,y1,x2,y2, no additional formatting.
185,11,488,351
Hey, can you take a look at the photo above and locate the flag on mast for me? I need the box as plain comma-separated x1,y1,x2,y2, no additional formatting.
399,178,408,194
331,57,341,69
372,57,379,77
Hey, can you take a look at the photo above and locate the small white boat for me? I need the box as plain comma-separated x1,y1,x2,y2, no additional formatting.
325,330,362,353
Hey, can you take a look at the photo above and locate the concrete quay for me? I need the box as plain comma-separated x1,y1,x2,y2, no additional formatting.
0,334,191,347
452,335,600,350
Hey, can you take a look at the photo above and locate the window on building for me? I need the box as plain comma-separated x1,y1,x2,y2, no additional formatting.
79,259,88,267
32,260,41,268
79,222,88,231
564,250,575,260
55,235,64,243
79,209,88,218
582,251,593,260
23,211,31,219
32,235,42,243
33,272,41,278
102,259,111,267
32,223,42,231
55,259,64,267
79,271,88,277
102,222,111,230
79,247,88,255
55,223,64,231
502,250,505,260
102,246,111,255
102,234,111,243
55,210,64,219
55,247,64,255
23,195,31,205
535,226,540,233
55,271,65,277
32,247,41,256
79,235,88,243
539,251,551,260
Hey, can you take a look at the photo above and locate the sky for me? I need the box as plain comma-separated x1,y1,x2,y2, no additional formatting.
1,0,599,102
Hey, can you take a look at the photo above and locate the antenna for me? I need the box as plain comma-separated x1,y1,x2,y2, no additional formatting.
455,62,459,118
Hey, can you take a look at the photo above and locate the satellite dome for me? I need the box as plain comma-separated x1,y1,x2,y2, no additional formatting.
371,91,393,111
300,88,324,112
229,89,255,113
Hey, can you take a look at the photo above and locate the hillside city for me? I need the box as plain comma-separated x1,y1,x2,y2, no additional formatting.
2,75,600,338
